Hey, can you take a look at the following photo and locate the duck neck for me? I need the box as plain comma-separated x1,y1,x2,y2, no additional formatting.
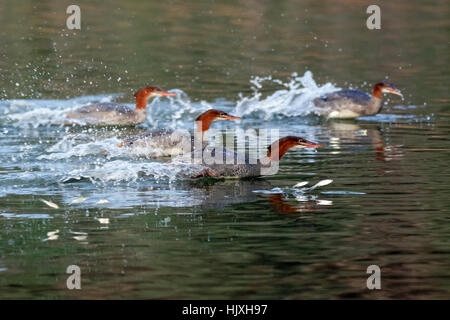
196,116,214,133
194,119,213,144
266,140,296,162
366,84,384,115
372,84,383,99
195,126,209,141
135,95,149,110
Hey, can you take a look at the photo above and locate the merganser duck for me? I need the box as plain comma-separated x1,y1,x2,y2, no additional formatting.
178,136,324,179
314,81,402,119
117,109,241,156
66,86,175,126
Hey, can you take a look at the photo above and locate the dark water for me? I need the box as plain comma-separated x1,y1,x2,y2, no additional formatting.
0,0,449,299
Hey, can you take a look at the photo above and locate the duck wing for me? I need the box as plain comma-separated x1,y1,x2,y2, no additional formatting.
178,146,262,178
120,129,176,147
119,129,195,157
72,103,134,115
316,89,370,104
313,89,372,116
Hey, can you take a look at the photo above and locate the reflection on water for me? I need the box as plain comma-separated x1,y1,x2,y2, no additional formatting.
0,0,449,299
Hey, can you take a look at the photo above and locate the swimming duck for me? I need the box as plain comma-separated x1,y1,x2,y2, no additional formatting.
117,109,241,157
66,86,175,126
175,136,324,178
314,81,402,119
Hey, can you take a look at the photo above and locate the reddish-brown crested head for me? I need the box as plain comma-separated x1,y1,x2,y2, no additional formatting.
195,109,241,132
267,136,324,161
372,81,402,99
134,86,176,109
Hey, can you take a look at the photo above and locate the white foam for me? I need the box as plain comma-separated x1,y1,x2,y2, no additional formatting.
3,94,121,127
40,133,184,160
2,71,340,130
63,160,206,184
235,71,339,119
0,71,341,189
39,136,124,160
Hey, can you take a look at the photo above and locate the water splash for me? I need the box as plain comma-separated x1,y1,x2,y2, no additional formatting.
38,135,124,160
2,71,339,129
1,71,424,131
235,71,339,119
3,94,121,127
62,160,206,184
40,132,189,160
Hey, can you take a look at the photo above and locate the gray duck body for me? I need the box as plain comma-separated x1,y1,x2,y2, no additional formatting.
66,102,146,126
119,129,207,157
314,89,382,119
175,146,270,178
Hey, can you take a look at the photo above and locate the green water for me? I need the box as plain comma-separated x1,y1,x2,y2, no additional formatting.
0,0,449,299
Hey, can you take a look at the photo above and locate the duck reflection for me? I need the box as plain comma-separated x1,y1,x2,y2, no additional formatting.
268,193,322,214
186,178,272,209
325,121,404,162
187,179,331,214
60,173,333,213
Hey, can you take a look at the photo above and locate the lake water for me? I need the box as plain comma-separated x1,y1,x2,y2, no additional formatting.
0,0,449,299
